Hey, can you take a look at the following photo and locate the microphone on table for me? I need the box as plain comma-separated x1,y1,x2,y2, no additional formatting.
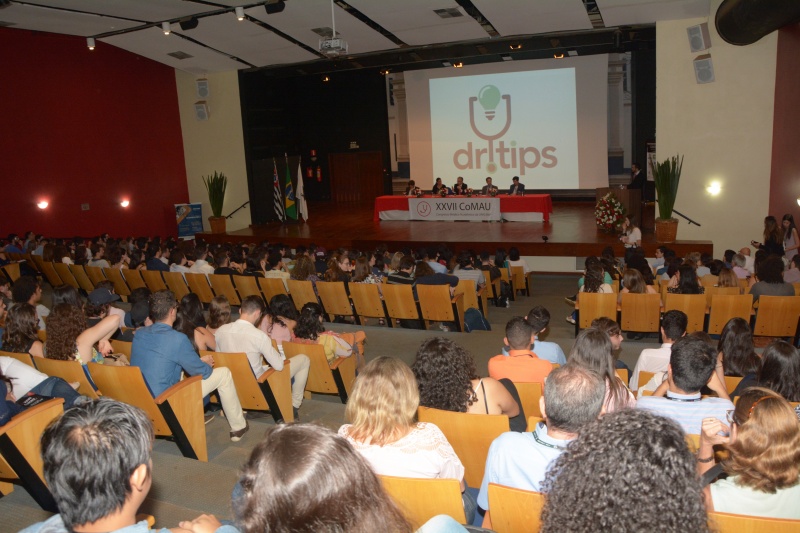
542,236,549,243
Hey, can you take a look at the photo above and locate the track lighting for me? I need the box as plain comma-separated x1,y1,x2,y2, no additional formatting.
162,22,171,35
87,37,95,50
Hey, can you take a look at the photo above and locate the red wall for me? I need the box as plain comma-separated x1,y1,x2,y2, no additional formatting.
0,28,189,238
770,25,800,221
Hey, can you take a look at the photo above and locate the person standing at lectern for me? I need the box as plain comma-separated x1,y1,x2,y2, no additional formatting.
508,176,525,196
453,176,468,195
481,177,498,195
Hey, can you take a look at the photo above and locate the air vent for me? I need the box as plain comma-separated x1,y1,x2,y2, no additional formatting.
167,51,193,60
434,8,463,19
0,21,16,27
312,26,336,37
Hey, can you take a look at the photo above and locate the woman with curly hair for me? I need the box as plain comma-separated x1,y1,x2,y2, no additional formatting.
1,303,44,358
293,303,365,370
173,293,215,353
45,303,119,364
289,255,319,284
698,387,800,518
259,294,298,348
411,337,523,431
338,357,475,523
717,317,760,380
568,327,634,412
540,409,708,532
206,295,231,335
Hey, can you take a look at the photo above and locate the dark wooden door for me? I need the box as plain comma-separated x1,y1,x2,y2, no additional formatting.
329,152,384,203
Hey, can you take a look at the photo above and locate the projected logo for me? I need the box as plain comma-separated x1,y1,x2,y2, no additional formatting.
457,84,556,176
429,70,578,187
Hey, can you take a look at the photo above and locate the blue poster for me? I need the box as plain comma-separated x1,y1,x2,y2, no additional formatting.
175,203,204,239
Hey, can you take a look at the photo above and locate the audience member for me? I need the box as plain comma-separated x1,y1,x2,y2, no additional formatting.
258,294,297,347
717,317,760,379
637,335,733,434
784,254,800,283
46,303,119,364
667,264,704,294
540,409,708,533
1,354,81,408
733,340,800,401
11,276,49,330
478,365,605,523
630,310,687,392
698,388,800,519
507,306,567,365
452,251,485,290
568,328,634,412
2,303,45,358
488,317,552,383
174,293,216,352
293,302,365,370
215,295,309,420
131,290,248,441
749,255,795,301
750,215,785,257
589,317,632,382
189,245,215,274
206,295,231,335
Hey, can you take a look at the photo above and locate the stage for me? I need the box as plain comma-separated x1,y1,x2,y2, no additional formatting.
199,200,713,258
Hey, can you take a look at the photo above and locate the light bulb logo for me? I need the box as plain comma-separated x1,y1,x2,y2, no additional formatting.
478,85,501,121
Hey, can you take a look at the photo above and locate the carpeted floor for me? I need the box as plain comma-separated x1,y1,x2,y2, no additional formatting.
3,274,662,530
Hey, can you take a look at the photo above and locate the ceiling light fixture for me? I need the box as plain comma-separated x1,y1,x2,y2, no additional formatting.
379,68,390,75
235,7,244,20
87,37,95,50
706,181,721,196
553,53,564,59
37,200,48,209
322,75,330,82
120,200,130,208
509,44,522,50
162,22,171,35
453,62,463,68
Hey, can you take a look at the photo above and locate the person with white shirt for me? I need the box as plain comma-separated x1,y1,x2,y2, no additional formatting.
188,244,215,275
630,310,687,393
214,295,309,419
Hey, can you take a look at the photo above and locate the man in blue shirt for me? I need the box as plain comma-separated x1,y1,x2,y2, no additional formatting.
500,306,567,365
477,365,604,522
131,290,248,441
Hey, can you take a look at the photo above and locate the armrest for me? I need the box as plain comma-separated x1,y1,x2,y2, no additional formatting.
330,356,349,370
0,398,64,435
451,292,464,304
257,361,288,384
155,375,202,404
476,285,486,297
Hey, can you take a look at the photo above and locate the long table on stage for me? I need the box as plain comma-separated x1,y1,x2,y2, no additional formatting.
374,194,553,222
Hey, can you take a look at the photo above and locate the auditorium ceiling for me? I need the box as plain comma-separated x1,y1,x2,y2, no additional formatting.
1,0,709,75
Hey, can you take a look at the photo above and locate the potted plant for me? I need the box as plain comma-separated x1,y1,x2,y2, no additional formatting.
650,154,683,243
203,171,228,234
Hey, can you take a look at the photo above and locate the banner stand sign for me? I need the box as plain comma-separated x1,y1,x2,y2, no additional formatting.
175,203,204,239
408,197,501,221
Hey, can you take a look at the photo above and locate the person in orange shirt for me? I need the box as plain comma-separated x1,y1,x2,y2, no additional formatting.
488,317,553,383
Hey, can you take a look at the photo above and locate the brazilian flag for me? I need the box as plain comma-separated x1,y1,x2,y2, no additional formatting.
284,157,297,220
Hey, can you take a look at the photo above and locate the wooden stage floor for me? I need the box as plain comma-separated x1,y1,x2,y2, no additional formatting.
199,200,712,257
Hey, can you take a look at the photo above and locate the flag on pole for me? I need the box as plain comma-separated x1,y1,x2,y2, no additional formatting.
284,153,297,220
273,158,285,221
296,158,308,221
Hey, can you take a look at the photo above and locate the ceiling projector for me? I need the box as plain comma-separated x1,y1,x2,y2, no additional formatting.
319,38,348,57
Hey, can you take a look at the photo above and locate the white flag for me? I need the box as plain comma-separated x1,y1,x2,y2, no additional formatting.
297,159,308,221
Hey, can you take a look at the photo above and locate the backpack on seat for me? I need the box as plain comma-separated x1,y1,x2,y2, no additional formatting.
463,308,491,332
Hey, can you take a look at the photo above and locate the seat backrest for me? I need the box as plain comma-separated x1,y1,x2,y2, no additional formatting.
316,281,353,320
619,293,661,333
457,279,480,311
162,271,191,301
525,416,545,432
637,371,656,391
417,406,510,487
2,262,21,283
664,293,706,333
286,279,319,312
615,367,629,384
700,274,719,288
141,270,167,292
380,476,466,529
382,284,421,320
417,284,456,322
122,268,147,291
514,381,543,418
86,363,170,436
204,350,269,411
705,285,741,308
185,273,215,304
233,275,263,299
708,294,754,335
102,268,132,297
510,266,526,291
348,283,387,321
85,265,107,287
685,434,700,453
53,263,79,289
724,375,743,395
257,277,289,302
487,484,545,533
577,292,617,328
110,339,132,358
0,350,36,368
70,264,96,293
753,296,800,337
708,511,800,533
208,274,241,305
39,261,63,287
33,357,100,398
282,341,339,395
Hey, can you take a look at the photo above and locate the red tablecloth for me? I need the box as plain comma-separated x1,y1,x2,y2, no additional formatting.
374,194,552,222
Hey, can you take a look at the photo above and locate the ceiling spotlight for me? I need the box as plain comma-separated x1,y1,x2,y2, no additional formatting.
87,37,95,50
453,62,463,68
379,68,391,75
37,200,48,209
322,75,330,82
120,200,130,208
706,181,721,196
509,44,522,50
553,53,564,59
162,22,171,35
235,6,244,20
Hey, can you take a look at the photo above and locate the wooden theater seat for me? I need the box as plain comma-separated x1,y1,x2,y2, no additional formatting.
348,282,390,326
0,350,36,368
574,292,617,335
707,512,800,533
380,476,466,528
316,281,355,322
286,279,319,312
382,284,424,328
208,274,241,306
514,381,543,418
485,483,545,533
162,271,191,301
185,273,215,304
33,357,100,399
282,341,356,403
416,284,465,332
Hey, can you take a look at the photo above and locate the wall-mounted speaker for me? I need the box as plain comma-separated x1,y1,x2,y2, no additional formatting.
693,54,715,84
194,101,209,120
687,23,711,53
196,78,209,99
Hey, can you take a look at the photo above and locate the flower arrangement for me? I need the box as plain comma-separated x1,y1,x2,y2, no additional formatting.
466,188,473,198
595,193,626,232
439,188,448,198
488,187,498,197
414,188,423,198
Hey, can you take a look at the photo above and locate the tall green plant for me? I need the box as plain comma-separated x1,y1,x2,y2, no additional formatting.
202,171,227,217
651,154,683,220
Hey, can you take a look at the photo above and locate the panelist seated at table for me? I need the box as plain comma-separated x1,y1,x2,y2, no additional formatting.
508,176,525,196
404,179,418,196
481,176,499,195
453,176,469,195
431,177,452,195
